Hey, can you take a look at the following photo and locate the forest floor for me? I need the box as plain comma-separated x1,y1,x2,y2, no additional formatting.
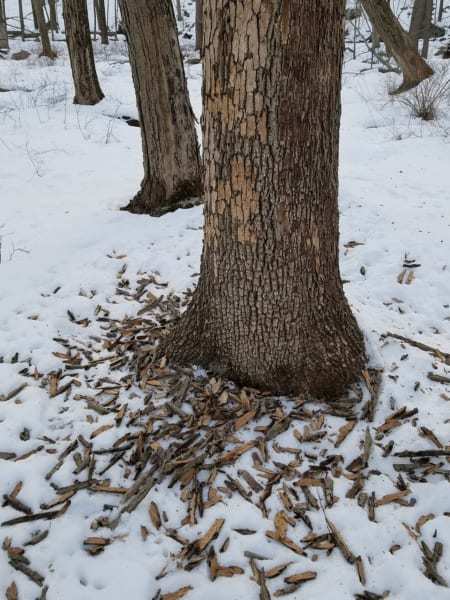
1,4,450,600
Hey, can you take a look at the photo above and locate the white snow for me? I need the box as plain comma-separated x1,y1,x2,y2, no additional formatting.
1,2,450,599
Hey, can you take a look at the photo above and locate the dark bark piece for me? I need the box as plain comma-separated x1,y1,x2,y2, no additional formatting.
1,501,70,526
167,0,365,397
361,0,433,94
95,0,109,45
118,0,201,216
9,559,44,587
32,0,56,58
63,0,104,105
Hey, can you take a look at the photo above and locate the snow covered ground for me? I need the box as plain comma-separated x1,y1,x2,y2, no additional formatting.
1,3,450,600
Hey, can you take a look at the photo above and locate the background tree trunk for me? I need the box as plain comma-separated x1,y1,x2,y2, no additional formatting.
362,0,433,93
48,0,59,33
409,0,433,56
410,0,428,47
95,0,108,45
167,0,365,397
195,0,202,53
31,0,39,29
118,0,201,216
0,0,8,50
32,0,56,58
175,0,182,21
421,0,433,58
18,0,25,41
63,0,104,105
438,0,445,21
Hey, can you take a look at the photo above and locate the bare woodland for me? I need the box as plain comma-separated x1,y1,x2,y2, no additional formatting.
0,1,449,599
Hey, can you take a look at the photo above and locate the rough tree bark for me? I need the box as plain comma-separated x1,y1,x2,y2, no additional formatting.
32,0,56,58
118,0,201,216
0,0,8,50
95,0,109,45
195,0,202,53
362,0,433,93
63,0,104,105
166,0,366,397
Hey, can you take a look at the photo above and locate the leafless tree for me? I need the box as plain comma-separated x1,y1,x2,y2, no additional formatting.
118,0,201,215
95,0,108,45
63,0,104,105
362,0,433,93
32,0,56,58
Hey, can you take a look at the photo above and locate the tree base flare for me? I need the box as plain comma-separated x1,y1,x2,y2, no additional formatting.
73,92,105,106
165,295,367,399
121,180,203,217
390,71,433,95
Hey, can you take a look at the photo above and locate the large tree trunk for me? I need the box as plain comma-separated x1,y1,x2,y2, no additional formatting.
32,0,56,58
118,0,201,216
195,0,202,53
0,0,8,50
95,0,108,45
63,0,104,105
362,0,433,93
167,0,365,397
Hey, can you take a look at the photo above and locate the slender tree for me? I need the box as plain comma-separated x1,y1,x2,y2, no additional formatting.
118,0,201,216
63,0,104,105
18,0,25,41
362,0,433,93
167,0,366,397
95,0,108,45
32,0,56,58
0,0,8,50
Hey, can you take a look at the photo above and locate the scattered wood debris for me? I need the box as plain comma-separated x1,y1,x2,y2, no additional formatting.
1,270,447,597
